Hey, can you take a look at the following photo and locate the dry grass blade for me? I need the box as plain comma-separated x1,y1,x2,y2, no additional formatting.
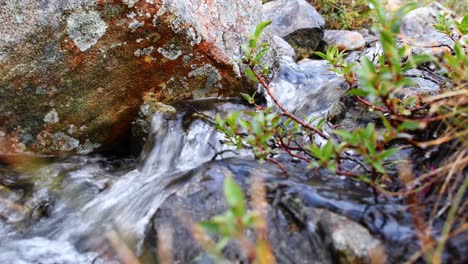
157,224,174,264
106,231,141,264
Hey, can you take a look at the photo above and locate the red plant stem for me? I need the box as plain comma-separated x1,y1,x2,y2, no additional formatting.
278,139,311,163
248,64,329,140
356,96,388,113
336,170,360,177
266,158,288,175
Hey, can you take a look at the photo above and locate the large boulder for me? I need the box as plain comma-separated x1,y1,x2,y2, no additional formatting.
0,0,269,155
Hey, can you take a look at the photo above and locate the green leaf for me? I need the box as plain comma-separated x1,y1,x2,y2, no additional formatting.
379,114,392,132
252,112,265,135
216,237,230,251
245,69,258,82
238,118,250,130
348,88,369,97
398,120,424,131
240,92,252,103
243,212,259,228
323,140,334,160
404,54,435,71
226,111,241,128
334,130,353,142
241,44,250,55
454,41,465,61
308,144,322,158
253,47,270,63
434,13,451,34
317,118,326,130
307,161,320,169
455,15,468,35
249,38,257,49
357,174,372,183
379,148,399,160
199,221,221,235
363,123,376,140
371,160,386,174
254,20,272,39
326,162,337,173
364,139,377,156
314,51,328,60
224,176,246,217
257,43,270,49
262,64,270,75
369,0,387,25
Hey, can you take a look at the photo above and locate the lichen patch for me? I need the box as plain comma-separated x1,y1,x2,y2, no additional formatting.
157,45,182,60
43,108,59,124
66,11,108,52
134,46,154,57
123,0,139,8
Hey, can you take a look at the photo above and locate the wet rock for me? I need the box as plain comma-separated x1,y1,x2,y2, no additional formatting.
0,0,274,155
267,57,349,118
315,209,386,264
131,95,177,154
263,0,326,57
131,97,250,154
151,159,334,263
324,30,366,51
150,158,395,263
326,96,381,132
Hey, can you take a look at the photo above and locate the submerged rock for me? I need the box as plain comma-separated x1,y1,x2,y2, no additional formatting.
0,0,274,155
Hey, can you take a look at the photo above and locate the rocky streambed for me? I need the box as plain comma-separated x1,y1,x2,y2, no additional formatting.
1,0,466,263
0,98,427,263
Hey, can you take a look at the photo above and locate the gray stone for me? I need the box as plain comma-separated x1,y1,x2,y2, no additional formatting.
324,30,366,51
315,209,386,264
270,35,296,58
401,3,457,56
263,0,325,57
262,0,325,37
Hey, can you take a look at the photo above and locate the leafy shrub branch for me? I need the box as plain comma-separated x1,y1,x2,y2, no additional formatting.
216,0,467,185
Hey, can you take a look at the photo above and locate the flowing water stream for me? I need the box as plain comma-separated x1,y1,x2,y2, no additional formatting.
0,59,459,263
0,98,255,263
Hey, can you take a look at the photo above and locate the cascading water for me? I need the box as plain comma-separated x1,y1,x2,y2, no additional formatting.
267,56,349,118
0,100,249,263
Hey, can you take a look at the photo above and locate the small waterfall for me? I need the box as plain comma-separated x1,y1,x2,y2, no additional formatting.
267,56,349,118
0,100,247,262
